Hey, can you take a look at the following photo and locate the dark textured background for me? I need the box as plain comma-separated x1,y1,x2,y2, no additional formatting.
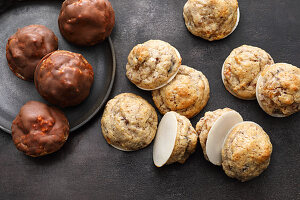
0,0,299,199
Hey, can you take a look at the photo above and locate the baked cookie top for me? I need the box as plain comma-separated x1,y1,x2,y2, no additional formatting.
101,93,158,151
256,63,300,117
196,108,232,160
152,65,210,118
166,112,198,165
222,122,272,182
126,40,181,90
223,45,274,100
183,0,238,41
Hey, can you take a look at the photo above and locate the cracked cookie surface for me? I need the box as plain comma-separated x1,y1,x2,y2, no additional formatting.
101,93,158,151
152,65,209,118
183,0,238,41
222,122,272,182
256,63,300,116
223,45,274,100
126,40,181,90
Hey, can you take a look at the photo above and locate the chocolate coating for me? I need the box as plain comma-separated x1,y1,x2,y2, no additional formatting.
58,0,115,46
11,101,69,157
35,50,94,108
6,25,58,81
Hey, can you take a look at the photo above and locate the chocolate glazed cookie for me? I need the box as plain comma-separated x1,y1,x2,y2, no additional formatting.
6,25,58,81
11,101,69,157
58,0,115,46
34,50,94,108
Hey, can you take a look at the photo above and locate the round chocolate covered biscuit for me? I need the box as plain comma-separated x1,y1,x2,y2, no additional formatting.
58,0,115,46
6,24,58,81
35,50,94,108
11,101,69,157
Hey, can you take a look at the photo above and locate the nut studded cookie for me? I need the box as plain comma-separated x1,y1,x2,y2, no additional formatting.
126,40,181,90
152,65,210,118
222,45,274,100
11,101,69,157
101,93,158,151
222,122,272,182
256,63,300,117
183,0,239,41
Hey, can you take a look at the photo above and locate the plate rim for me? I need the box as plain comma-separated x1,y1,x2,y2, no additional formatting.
69,37,116,132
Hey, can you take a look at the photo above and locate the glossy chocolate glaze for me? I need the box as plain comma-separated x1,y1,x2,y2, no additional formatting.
58,0,115,46
34,50,94,108
6,25,58,81
11,101,69,157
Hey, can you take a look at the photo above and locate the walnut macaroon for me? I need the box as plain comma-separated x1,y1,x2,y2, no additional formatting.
256,63,300,117
152,65,210,118
183,0,239,41
58,0,115,46
196,108,233,160
126,40,182,90
222,45,274,100
101,93,158,151
35,50,94,108
6,24,58,81
11,101,69,157
222,122,272,182
196,109,272,181
153,111,198,167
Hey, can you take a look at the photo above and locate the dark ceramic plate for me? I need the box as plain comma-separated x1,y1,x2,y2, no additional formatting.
0,0,116,133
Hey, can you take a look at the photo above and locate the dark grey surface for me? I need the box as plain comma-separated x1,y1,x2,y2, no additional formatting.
0,0,300,199
0,0,115,133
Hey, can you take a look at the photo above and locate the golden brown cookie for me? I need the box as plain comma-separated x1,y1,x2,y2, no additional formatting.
256,63,300,117
183,0,239,41
152,65,210,118
222,45,274,100
101,93,158,151
222,122,272,182
126,40,181,90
